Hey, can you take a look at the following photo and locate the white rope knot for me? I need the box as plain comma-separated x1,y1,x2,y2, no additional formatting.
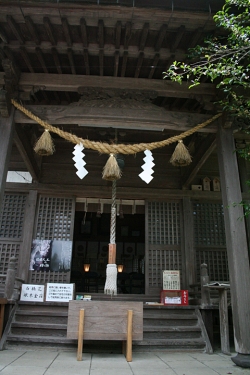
104,264,117,295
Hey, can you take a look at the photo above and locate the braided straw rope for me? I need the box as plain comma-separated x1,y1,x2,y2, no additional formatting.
110,180,116,244
12,99,222,155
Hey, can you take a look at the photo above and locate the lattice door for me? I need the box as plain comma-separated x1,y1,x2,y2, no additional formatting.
0,194,27,286
147,201,182,293
193,202,228,282
29,196,75,284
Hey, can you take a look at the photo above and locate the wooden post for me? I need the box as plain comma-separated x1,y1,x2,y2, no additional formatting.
0,298,7,339
126,309,133,362
183,197,194,289
77,309,85,361
19,190,38,282
217,125,250,364
5,257,16,300
0,107,15,212
200,263,211,307
219,288,230,355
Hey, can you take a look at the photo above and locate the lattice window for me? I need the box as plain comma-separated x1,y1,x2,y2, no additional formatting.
29,271,69,285
35,196,73,240
196,249,229,282
0,243,20,274
193,202,226,246
148,202,180,245
0,194,27,239
148,247,182,287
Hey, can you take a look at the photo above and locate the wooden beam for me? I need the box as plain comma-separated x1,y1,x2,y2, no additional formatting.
121,51,128,77
51,48,62,74
114,50,119,77
14,124,40,182
80,18,88,48
171,25,185,52
155,24,167,52
182,134,216,189
13,104,219,133
0,25,8,44
24,16,40,45
20,47,34,73
124,22,132,50
99,49,104,76
6,15,24,44
148,53,159,79
12,73,217,98
98,20,104,49
217,125,250,356
139,23,149,51
67,48,76,75
35,47,48,73
134,52,144,78
43,17,56,46
62,17,72,47
0,107,15,212
83,49,90,75
115,21,122,50
5,182,225,201
189,27,203,49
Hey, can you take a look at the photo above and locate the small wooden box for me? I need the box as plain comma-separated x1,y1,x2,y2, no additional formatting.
191,185,202,191
212,178,221,191
202,177,211,191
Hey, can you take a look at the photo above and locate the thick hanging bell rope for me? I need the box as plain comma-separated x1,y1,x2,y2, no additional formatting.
11,99,222,155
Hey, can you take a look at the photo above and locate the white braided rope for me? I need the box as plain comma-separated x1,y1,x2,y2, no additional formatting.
104,264,117,295
110,180,116,244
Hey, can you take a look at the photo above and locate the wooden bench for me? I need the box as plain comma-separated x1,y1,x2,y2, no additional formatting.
67,301,143,362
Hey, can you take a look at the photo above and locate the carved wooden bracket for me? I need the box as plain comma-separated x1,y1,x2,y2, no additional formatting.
1,58,20,116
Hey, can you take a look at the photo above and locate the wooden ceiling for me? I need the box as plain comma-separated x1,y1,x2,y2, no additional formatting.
0,0,224,112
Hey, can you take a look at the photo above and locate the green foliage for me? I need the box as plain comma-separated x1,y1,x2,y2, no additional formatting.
163,0,250,120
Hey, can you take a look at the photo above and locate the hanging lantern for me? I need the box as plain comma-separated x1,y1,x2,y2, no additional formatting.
34,129,55,156
102,154,122,181
170,140,192,167
83,263,90,272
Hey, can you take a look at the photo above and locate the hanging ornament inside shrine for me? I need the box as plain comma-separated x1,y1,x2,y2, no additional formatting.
34,129,55,156
139,149,155,184
170,140,192,167
72,143,88,179
102,153,122,181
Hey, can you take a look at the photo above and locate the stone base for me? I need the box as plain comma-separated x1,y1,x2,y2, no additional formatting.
231,354,250,368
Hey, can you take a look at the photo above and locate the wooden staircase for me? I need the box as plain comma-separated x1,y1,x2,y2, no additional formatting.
5,301,211,352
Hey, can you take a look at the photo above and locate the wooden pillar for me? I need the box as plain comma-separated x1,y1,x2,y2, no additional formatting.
183,197,195,289
217,125,250,359
18,190,38,282
0,107,15,212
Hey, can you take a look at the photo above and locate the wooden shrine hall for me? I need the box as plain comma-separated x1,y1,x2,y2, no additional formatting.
0,0,250,365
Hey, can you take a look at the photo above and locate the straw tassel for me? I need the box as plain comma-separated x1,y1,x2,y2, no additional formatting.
170,140,192,167
34,129,55,156
102,154,122,181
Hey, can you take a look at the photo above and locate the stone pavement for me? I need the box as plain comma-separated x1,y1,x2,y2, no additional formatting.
1,348,250,375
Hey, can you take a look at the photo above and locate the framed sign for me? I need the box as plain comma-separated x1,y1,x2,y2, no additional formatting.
45,283,74,302
20,284,45,302
163,270,180,290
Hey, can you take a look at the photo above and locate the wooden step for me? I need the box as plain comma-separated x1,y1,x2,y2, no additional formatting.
144,325,201,332
11,322,67,330
133,337,205,348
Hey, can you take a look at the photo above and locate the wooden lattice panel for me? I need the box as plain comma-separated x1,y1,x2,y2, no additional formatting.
193,202,226,246
148,202,180,245
196,248,229,282
148,246,182,287
0,242,20,275
35,196,74,240
147,201,182,289
29,270,69,285
0,194,27,239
